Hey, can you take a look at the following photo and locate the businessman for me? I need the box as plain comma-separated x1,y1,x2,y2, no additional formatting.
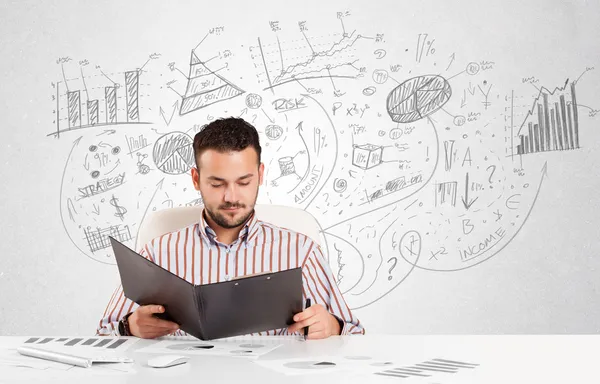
97,117,364,339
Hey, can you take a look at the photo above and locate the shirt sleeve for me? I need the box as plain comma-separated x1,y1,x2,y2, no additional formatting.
95,243,153,336
300,238,365,335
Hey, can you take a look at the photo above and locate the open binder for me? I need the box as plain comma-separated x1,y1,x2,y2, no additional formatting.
109,237,303,340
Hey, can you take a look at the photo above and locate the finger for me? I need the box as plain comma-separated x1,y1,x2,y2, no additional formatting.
141,318,179,330
293,304,322,322
288,317,320,333
140,305,166,314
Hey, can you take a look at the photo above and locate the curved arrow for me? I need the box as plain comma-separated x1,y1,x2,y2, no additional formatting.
59,137,115,265
413,161,548,272
302,94,339,210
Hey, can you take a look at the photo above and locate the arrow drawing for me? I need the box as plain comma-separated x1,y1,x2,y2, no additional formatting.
159,100,180,126
461,172,478,210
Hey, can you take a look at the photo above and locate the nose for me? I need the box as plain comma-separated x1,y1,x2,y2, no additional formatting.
223,184,238,202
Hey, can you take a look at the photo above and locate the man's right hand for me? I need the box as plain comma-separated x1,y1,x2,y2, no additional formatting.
128,305,179,339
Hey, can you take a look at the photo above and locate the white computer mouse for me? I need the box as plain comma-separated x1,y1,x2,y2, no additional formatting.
147,354,189,368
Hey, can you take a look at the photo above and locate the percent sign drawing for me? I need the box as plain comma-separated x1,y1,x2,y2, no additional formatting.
416,33,436,63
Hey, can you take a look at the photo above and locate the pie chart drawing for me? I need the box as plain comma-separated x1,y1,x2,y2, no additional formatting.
166,343,215,350
153,132,195,175
283,361,337,370
386,75,452,123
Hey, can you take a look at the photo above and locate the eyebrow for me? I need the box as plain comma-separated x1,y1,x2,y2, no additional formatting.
207,174,254,182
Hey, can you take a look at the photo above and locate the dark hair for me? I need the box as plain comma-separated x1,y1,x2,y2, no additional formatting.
192,117,262,167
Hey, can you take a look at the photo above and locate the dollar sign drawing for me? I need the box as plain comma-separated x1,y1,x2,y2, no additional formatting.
110,195,127,221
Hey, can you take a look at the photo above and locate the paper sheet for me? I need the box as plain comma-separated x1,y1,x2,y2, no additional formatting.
21,336,138,351
253,354,397,376
0,337,138,376
135,336,287,359
254,355,482,379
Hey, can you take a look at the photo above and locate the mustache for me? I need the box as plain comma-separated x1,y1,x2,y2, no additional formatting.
220,203,245,209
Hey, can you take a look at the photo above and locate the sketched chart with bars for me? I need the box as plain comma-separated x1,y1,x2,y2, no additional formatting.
513,79,581,157
252,30,365,91
51,68,150,137
23,337,134,350
375,358,480,380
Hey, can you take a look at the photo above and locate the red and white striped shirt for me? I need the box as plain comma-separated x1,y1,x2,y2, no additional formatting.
96,211,365,337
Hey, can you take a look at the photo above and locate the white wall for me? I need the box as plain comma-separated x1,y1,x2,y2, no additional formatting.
1,0,599,336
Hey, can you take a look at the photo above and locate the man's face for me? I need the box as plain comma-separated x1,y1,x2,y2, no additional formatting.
191,147,264,230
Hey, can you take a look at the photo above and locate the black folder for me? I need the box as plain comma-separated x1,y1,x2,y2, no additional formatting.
109,237,303,340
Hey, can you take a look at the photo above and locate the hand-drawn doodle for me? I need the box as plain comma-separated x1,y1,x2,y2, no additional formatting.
435,182,458,207
265,124,283,140
415,33,436,63
477,80,493,109
514,79,580,156
136,153,151,175
372,70,389,84
352,144,383,169
264,94,338,211
245,93,263,109
362,86,376,96
333,178,348,193
51,16,595,310
179,51,245,115
109,195,128,221
84,225,132,253
49,63,151,138
152,132,195,175
386,75,452,123
252,27,366,91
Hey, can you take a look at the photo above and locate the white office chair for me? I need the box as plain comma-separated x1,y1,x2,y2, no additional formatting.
136,204,324,251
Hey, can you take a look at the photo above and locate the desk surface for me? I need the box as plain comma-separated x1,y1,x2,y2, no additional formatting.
1,334,599,383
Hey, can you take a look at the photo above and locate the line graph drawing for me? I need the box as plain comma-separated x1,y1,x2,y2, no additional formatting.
512,79,581,157
252,29,366,91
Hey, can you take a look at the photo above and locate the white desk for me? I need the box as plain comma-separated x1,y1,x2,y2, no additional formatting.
1,335,599,383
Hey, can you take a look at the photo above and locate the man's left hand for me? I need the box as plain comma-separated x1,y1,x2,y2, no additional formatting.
287,304,341,339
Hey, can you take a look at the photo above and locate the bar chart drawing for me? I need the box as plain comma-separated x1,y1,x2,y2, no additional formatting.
24,336,135,350
514,79,581,156
50,69,150,138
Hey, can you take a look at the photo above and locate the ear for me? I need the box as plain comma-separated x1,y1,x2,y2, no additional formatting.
258,162,265,186
191,167,201,191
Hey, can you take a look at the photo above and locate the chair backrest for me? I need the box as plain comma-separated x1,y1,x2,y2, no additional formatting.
135,204,323,251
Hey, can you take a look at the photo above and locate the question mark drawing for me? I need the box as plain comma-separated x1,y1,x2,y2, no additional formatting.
387,257,398,280
322,192,330,205
487,165,496,184
374,49,387,59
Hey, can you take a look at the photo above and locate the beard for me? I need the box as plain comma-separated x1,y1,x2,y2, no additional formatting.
200,184,259,229
204,202,254,229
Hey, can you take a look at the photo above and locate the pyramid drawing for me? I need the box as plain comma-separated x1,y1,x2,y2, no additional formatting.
179,51,245,115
